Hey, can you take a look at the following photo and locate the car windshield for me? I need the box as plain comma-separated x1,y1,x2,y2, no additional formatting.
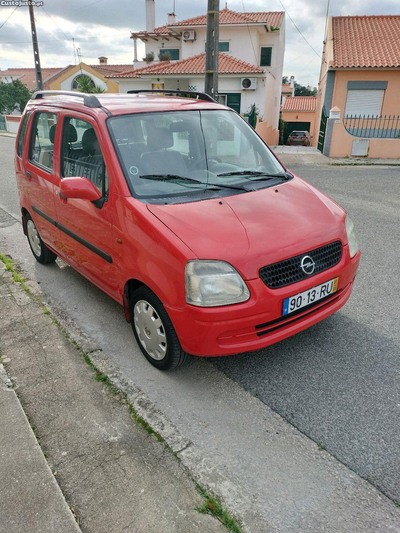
108,109,288,204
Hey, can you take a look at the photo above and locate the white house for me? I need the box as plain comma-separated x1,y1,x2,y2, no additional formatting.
108,2,285,144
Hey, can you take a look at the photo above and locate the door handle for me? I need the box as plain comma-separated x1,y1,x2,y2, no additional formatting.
26,171,32,179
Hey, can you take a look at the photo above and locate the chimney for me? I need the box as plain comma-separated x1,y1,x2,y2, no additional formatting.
146,0,155,32
290,75,295,96
99,56,108,65
167,12,176,24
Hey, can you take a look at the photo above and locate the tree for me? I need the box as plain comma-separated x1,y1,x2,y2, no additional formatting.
75,74,105,94
282,76,317,97
0,80,31,114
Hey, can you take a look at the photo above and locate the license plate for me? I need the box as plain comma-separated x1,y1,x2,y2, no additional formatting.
282,277,339,316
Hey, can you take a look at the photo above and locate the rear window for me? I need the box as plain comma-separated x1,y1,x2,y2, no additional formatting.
29,112,58,172
17,113,30,158
291,132,306,137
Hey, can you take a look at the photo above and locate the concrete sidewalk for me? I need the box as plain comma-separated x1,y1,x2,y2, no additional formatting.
0,260,225,533
271,145,400,167
1,255,400,533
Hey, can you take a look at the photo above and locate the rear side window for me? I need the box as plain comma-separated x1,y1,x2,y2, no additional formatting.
61,117,109,197
29,112,58,171
17,113,30,158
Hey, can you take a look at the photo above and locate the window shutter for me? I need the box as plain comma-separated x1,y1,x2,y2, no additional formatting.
344,90,384,117
260,47,272,67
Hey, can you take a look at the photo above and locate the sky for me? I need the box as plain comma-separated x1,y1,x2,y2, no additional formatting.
0,0,398,87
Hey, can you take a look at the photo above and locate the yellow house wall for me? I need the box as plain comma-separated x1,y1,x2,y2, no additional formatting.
328,69,400,158
256,120,279,146
48,63,119,93
280,110,317,141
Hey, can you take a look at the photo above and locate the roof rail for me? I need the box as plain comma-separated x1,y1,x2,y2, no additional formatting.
31,90,102,108
127,89,216,103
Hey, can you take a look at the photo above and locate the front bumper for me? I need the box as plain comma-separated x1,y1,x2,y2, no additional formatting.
166,247,360,357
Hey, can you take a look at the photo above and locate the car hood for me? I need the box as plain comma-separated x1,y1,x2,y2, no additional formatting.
147,177,347,280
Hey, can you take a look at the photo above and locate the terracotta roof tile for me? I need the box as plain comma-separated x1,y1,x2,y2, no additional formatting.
332,15,400,68
169,8,284,28
281,96,317,112
0,67,63,91
108,53,265,78
281,84,292,93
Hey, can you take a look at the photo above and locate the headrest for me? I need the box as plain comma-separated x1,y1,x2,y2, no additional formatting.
65,123,78,143
49,124,57,144
146,127,173,150
82,128,98,156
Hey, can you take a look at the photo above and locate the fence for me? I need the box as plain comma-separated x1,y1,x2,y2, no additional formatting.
343,115,400,139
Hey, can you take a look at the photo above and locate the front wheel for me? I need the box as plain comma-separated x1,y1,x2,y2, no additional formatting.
130,286,190,370
25,212,57,264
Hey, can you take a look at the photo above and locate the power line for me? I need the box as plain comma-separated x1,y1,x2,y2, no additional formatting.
276,0,323,61
0,6,19,31
40,6,73,44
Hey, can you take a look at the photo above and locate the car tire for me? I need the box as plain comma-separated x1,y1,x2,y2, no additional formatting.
130,286,190,370
25,212,57,264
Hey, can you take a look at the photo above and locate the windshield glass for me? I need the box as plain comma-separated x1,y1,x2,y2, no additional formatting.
108,109,288,204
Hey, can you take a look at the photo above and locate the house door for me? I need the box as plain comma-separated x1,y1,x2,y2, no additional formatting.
318,107,328,152
218,93,241,114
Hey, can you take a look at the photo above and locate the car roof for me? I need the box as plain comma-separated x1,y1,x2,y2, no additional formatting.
26,91,227,117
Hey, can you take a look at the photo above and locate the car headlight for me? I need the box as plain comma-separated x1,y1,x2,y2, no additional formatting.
345,215,358,258
185,260,250,307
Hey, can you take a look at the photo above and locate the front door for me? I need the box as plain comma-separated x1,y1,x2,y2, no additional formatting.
54,114,117,296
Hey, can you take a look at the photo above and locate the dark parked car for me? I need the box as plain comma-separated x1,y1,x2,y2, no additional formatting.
287,131,312,146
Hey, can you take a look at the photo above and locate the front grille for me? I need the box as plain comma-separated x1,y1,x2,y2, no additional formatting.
259,241,342,289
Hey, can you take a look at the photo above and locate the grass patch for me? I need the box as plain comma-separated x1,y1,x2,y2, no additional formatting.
197,487,243,532
1,253,243,531
318,443,326,451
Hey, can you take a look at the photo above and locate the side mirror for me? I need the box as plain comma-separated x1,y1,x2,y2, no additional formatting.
60,177,102,202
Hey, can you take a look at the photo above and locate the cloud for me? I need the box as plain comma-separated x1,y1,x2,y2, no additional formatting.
0,0,398,83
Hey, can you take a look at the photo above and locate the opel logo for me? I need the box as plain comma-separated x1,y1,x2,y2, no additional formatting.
300,255,315,275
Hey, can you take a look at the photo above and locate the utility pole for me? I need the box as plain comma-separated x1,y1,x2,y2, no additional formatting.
29,4,43,90
204,0,219,100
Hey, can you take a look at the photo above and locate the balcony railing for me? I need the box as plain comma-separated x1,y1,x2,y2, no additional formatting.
343,115,400,139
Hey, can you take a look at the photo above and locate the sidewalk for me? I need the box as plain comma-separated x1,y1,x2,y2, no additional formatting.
1,255,400,533
0,260,225,533
271,145,400,167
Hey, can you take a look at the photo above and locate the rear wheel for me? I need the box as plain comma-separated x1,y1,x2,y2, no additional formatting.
130,286,190,370
25,213,57,264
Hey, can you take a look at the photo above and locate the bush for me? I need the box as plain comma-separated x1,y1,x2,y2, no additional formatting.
0,79,31,114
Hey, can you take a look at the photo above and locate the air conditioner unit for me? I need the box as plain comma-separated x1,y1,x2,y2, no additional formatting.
182,30,197,41
241,78,257,90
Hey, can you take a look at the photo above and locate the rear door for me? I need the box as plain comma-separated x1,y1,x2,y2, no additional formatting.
24,110,60,249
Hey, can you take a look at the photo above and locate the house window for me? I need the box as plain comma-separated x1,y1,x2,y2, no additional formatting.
344,89,384,117
260,47,272,67
204,42,230,52
159,49,179,61
72,74,95,91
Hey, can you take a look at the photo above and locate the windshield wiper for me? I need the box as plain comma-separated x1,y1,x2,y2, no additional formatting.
140,174,203,184
140,174,247,191
218,170,292,181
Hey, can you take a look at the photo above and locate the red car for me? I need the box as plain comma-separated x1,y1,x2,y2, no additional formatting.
15,91,360,370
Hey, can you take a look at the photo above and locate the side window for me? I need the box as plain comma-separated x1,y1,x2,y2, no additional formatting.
62,117,108,197
17,112,30,158
29,112,58,171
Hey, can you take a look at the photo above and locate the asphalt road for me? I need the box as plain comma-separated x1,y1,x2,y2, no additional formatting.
1,134,399,504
